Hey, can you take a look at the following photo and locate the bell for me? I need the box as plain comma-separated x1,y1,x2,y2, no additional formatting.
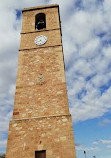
36,20,45,30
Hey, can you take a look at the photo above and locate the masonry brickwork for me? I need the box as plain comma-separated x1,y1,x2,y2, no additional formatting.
6,4,76,158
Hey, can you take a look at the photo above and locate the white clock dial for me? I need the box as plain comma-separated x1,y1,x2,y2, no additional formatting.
34,35,47,45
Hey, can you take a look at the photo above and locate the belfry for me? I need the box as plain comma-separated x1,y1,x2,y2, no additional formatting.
6,4,76,158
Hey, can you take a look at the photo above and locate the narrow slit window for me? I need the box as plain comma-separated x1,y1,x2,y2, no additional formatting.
35,13,46,30
35,150,46,158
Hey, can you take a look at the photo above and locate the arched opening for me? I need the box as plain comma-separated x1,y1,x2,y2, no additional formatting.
35,13,46,30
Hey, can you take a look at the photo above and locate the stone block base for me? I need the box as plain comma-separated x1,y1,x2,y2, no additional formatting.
6,114,76,158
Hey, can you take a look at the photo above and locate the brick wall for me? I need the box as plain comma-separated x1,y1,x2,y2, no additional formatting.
6,4,76,158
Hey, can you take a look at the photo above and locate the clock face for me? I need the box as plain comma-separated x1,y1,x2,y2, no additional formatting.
34,35,47,45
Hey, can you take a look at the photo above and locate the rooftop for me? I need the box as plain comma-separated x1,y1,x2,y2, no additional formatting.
22,4,59,13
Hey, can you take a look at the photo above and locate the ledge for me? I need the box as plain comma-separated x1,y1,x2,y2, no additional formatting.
11,114,71,122
21,28,61,34
22,4,59,13
19,45,62,52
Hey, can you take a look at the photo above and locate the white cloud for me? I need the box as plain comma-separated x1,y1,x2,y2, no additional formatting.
93,139,111,145
99,139,111,144
75,143,98,151
64,0,111,122
79,38,100,58
107,145,111,150
98,118,111,126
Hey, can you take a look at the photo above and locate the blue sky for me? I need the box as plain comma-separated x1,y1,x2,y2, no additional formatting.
0,0,111,158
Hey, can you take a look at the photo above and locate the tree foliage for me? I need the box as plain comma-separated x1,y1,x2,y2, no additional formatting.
0,154,5,158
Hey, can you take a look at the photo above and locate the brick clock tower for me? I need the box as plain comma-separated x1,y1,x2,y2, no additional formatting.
6,4,76,158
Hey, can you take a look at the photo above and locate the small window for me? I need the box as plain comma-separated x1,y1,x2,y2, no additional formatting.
35,150,46,158
35,13,46,30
